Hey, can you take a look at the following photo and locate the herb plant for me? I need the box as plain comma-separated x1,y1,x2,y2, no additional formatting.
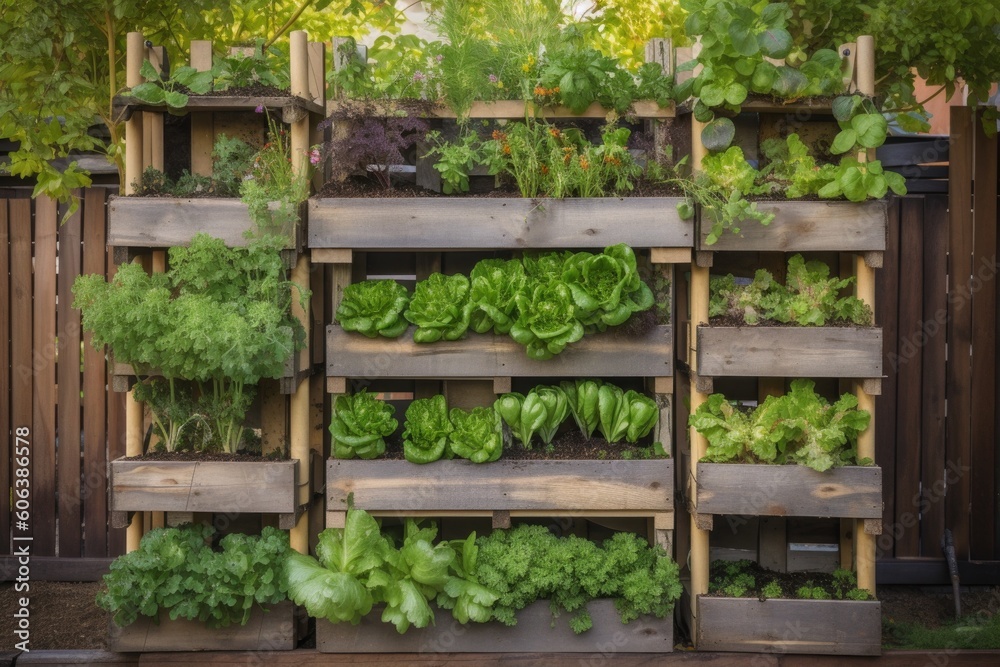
336,279,410,339
330,390,399,460
126,60,213,110
97,525,290,628
689,379,871,471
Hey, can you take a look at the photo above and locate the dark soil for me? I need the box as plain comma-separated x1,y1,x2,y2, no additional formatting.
708,314,866,327
708,559,871,600
197,83,290,98
0,581,109,651
120,451,287,463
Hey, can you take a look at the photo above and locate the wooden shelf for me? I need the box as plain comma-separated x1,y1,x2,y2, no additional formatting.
326,324,673,381
309,196,692,252
113,94,324,122
677,97,837,116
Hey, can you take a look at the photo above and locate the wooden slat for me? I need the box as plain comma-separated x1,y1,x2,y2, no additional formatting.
109,601,295,652
327,324,672,379
970,113,998,559
57,195,84,556
894,196,924,558
0,200,8,553
877,140,950,168
316,599,672,653
695,464,882,519
111,459,298,514
308,198,692,250
919,195,949,558
0,556,110,581
326,98,675,120
875,196,901,557
33,197,58,556
106,237,127,557
107,197,297,248
116,94,324,118
82,189,109,557
697,326,882,378
328,459,674,512
947,107,974,558
696,597,881,655
697,200,887,253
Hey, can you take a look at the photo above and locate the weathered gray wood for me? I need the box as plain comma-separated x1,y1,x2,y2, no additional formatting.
327,325,672,379
328,459,674,512
316,599,672,653
696,597,881,655
109,601,294,652
309,198,692,250
114,95,324,121
108,197,301,249
110,458,298,514
697,200,887,253
695,464,882,519
697,326,882,378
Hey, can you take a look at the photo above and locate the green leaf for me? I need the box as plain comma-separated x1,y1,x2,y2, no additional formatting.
840,166,867,201
724,83,748,106
851,113,888,149
832,95,862,122
699,83,726,108
728,21,759,57
830,129,858,155
163,90,189,109
758,28,793,59
751,61,778,93
692,100,715,123
771,66,808,98
701,118,736,152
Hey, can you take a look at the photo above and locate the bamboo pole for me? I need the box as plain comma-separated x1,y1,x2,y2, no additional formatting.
189,40,214,177
854,33,877,595
125,386,143,551
290,254,311,552
124,32,144,196
290,31,310,181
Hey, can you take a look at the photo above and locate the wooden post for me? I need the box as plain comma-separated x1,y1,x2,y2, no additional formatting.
124,32,145,195
853,34,877,595
290,255,311,509
144,46,166,172
190,40,214,177
290,31,310,183
125,386,143,551
689,263,711,620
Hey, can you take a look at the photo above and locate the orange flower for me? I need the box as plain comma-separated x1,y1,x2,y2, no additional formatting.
604,156,622,166
491,130,507,142
579,157,589,170
503,143,511,155
548,127,561,138
540,165,549,174
534,86,546,96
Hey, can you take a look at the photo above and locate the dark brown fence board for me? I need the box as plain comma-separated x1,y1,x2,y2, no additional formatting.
0,201,9,554
83,189,109,557
876,197,901,558
970,115,998,559
10,200,33,553
57,197,84,556
106,240,126,558
919,195,949,558
32,197,58,556
894,196,925,558
947,107,974,558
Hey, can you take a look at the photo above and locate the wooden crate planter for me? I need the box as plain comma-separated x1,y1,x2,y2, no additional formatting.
109,601,295,652
108,196,305,251
316,599,672,653
696,326,883,379
114,94,324,122
326,324,673,381
110,458,300,528
327,98,675,121
328,459,674,515
309,197,692,251
696,597,881,656
694,463,882,519
695,199,888,258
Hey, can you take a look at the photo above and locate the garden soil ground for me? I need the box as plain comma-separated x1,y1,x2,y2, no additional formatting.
2,580,998,651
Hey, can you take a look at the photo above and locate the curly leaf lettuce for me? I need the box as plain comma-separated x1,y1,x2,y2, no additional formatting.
468,259,527,335
402,395,454,464
448,407,503,463
329,390,398,460
562,244,654,330
510,281,585,360
336,279,410,338
404,273,472,343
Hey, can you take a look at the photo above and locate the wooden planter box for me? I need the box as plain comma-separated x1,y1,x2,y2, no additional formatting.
110,458,299,527
696,326,883,379
326,324,673,380
108,196,304,250
696,597,881,655
309,197,692,251
316,599,673,653
696,199,887,255
328,458,674,515
114,94,324,122
694,463,882,519
327,98,675,121
109,601,295,652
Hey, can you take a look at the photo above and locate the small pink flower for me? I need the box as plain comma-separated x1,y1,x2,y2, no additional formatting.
255,104,264,113
488,74,498,84
436,54,444,64
309,148,321,166
412,70,426,82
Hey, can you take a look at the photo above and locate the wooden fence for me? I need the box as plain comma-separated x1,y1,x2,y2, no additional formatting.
0,188,126,577
875,107,999,583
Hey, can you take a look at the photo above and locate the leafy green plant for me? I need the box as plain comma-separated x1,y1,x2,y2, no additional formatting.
424,129,483,194
330,390,399,460
796,583,832,600
509,280,585,360
211,40,290,91
710,255,872,326
402,395,454,464
562,243,654,330
126,59,214,109
336,279,410,339
560,379,602,439
467,259,528,335
689,379,871,471
493,391,550,449
448,406,503,463
211,135,258,197
74,233,305,454
760,580,782,599
596,384,659,444
404,273,473,343
97,525,290,628
474,524,681,632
